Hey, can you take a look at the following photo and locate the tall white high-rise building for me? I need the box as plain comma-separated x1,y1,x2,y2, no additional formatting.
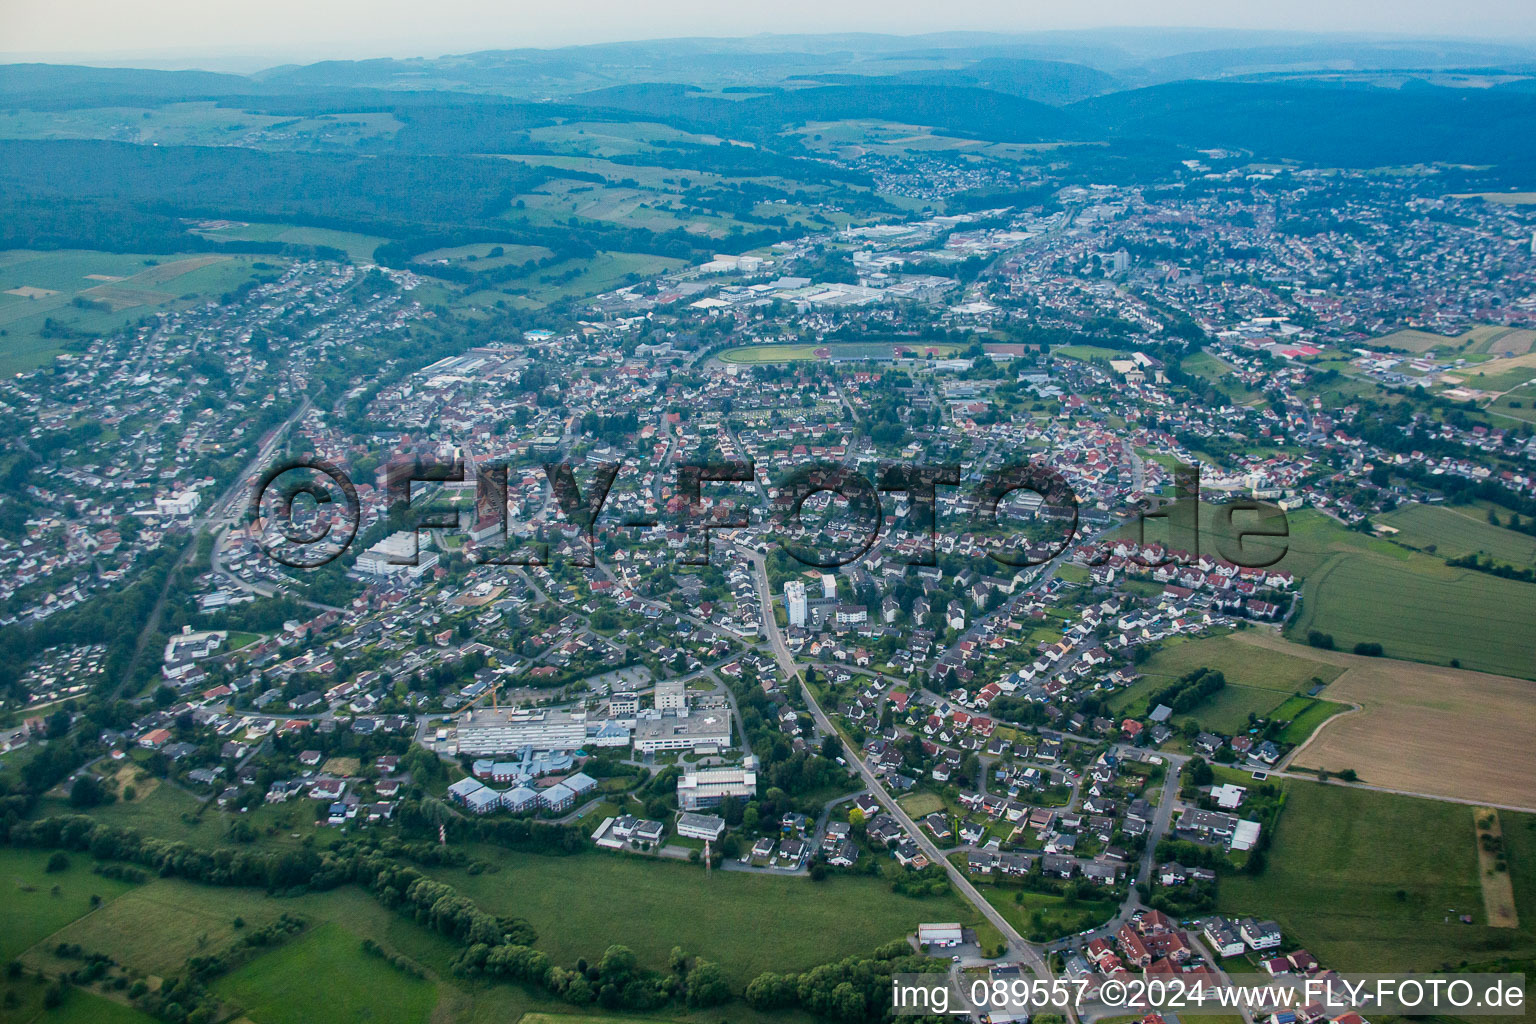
785,580,808,628
821,573,837,600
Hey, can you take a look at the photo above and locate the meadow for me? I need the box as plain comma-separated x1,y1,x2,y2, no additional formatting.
4,862,835,1024
0,846,142,962
433,845,986,984
213,921,438,1024
1368,324,1536,356
1219,782,1536,975
191,221,389,262
975,885,1118,943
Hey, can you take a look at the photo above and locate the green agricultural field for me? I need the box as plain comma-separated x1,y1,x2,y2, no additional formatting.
214,921,437,1024
1112,505,1536,678
191,221,389,262
435,846,985,984
0,249,283,373
0,847,142,962
1288,545,1536,679
1220,782,1536,973
1378,503,1536,565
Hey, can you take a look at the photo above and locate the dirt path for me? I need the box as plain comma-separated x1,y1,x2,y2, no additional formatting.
1474,807,1519,928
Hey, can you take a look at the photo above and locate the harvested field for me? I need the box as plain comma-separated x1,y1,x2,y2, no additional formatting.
131,254,229,284
1240,633,1536,807
79,285,175,310
1474,808,1519,928
4,285,58,298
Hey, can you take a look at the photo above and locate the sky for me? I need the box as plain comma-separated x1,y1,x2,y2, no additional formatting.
4,0,1536,69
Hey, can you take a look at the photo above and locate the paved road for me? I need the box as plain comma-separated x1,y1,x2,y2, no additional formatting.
746,549,1061,988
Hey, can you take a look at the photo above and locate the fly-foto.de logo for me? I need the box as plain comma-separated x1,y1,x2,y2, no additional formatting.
246,454,1288,573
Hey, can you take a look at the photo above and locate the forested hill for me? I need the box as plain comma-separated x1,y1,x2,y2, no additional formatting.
567,83,1089,143
1070,80,1536,170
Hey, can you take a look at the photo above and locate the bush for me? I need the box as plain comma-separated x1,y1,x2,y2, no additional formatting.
1352,642,1383,657
45,851,70,873
69,775,104,808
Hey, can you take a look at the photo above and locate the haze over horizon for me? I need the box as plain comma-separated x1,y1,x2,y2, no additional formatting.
4,0,1536,72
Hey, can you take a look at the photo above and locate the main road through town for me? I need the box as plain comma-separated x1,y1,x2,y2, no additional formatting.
744,548,1067,1005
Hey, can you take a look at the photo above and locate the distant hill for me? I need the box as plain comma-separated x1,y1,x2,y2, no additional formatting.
0,64,250,108
1072,79,1536,170
569,83,1089,142
802,58,1121,105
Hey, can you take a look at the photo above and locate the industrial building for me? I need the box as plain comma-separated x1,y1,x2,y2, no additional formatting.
452,707,588,755
677,763,757,810
631,709,732,754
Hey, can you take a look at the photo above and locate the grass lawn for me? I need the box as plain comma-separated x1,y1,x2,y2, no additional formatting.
1109,634,1343,730
0,847,142,962
214,921,436,1024
897,792,946,818
1272,695,1350,746
226,630,263,651
435,846,984,984
974,885,1118,943
1219,782,1536,972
